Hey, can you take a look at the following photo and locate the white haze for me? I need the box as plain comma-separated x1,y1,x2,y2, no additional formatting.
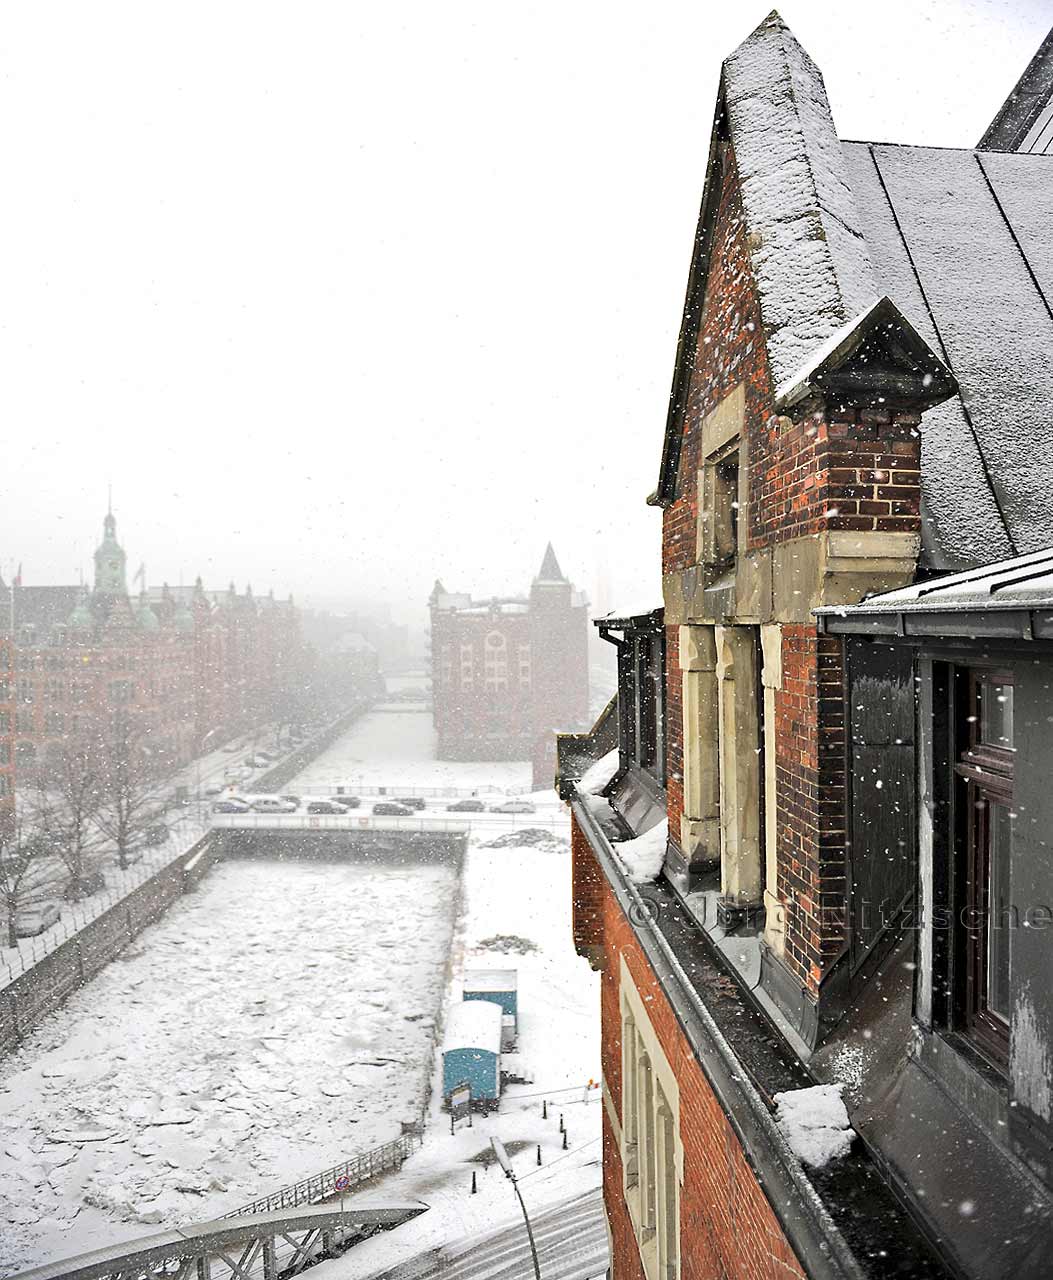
1,0,1048,624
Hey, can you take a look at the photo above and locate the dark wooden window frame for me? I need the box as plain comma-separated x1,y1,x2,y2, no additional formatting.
952,668,1014,1071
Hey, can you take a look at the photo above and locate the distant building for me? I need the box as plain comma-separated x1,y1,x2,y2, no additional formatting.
429,545,589,786
0,508,310,794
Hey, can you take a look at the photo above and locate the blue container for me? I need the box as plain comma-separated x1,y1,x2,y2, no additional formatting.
442,1000,503,1104
462,968,518,1026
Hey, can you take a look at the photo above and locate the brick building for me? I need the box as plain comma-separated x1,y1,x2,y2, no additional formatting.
430,545,589,786
0,509,309,798
558,15,1053,1279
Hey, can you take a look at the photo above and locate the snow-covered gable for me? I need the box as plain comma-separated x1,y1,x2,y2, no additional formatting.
722,11,878,398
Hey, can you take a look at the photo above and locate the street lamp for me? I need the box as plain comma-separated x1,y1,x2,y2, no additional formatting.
490,1138,542,1280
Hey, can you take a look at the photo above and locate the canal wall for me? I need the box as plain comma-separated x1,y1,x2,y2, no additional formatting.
0,700,374,1057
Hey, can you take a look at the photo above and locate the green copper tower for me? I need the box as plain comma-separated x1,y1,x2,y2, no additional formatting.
93,503,127,596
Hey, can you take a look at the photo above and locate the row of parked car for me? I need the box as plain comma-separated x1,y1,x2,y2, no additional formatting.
210,793,538,817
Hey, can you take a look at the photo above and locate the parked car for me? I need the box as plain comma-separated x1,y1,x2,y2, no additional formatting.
63,870,106,900
204,784,224,798
306,799,351,815
394,796,427,811
213,798,251,814
144,823,169,847
489,799,537,814
15,904,61,937
372,801,414,817
447,798,486,812
250,797,298,814
329,795,361,809
279,794,301,807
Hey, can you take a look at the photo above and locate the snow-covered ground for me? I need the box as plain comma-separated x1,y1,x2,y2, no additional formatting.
0,705,603,1279
293,706,531,795
313,821,604,1280
0,856,459,1275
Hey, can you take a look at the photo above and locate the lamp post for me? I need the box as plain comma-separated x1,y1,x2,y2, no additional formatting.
491,1138,541,1280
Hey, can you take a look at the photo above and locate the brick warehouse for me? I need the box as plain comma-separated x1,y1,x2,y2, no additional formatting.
430,544,589,787
0,507,308,802
558,14,1053,1280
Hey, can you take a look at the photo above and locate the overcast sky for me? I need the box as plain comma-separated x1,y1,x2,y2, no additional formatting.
2,0,1050,625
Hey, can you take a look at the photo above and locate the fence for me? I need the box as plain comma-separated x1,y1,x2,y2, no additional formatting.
0,833,219,1056
0,701,374,993
225,1135,420,1217
0,809,210,988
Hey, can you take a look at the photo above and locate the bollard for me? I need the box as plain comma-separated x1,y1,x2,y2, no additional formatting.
471,1170,477,1195
542,1100,548,1120
537,1143,542,1166
562,1129,568,1150
559,1113,565,1133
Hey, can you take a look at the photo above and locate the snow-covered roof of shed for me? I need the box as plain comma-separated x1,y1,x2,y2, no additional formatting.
844,142,1053,569
442,999,503,1055
723,11,878,398
463,969,518,993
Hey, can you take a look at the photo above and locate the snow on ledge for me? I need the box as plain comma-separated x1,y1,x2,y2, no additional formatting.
612,819,668,885
578,748,620,796
773,1082,856,1169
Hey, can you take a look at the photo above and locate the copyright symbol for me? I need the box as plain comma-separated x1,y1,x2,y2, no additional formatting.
629,896,662,926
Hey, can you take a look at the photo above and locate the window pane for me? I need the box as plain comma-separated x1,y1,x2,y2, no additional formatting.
980,680,1013,750
987,801,1012,1021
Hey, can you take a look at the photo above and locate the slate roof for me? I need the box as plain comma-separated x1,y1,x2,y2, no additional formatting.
979,26,1053,153
844,141,1053,569
651,12,1053,573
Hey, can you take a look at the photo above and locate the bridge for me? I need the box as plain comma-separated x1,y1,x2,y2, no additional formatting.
9,1201,428,1280
208,804,568,838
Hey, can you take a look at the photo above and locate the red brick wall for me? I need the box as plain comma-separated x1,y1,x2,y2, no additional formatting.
572,815,607,962
774,627,849,995
662,143,769,579
596,865,806,1279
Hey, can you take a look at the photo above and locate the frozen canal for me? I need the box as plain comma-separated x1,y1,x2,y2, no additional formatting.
0,854,459,1274
294,701,531,794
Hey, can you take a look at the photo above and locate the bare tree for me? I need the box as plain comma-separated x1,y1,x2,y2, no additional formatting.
95,711,165,871
0,811,62,950
31,739,106,901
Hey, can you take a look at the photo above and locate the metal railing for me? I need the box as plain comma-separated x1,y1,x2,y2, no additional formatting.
0,810,210,989
225,1135,420,1218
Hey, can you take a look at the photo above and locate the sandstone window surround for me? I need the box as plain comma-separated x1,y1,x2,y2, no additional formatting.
715,624,763,927
696,383,747,573
761,623,786,956
678,624,720,870
620,955,681,1280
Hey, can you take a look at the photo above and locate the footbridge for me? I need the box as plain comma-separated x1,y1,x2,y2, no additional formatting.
9,1200,428,1280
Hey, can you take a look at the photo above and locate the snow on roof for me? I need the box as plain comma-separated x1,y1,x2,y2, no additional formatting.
844,142,1053,569
612,818,668,886
723,12,877,397
817,545,1053,617
463,969,518,992
442,999,503,1055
